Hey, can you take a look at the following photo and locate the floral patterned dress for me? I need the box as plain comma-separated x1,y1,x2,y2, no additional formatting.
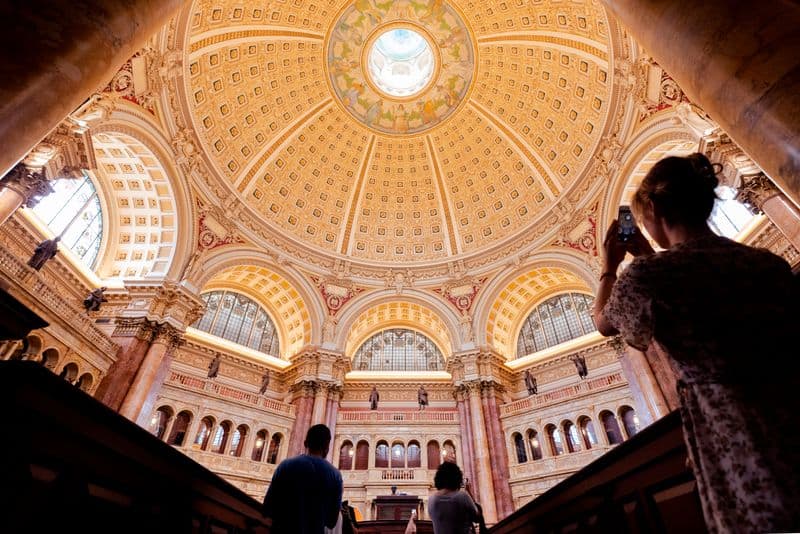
604,234,800,533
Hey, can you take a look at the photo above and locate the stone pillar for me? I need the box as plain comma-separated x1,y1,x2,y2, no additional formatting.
310,382,328,426
96,318,158,411
325,387,341,462
0,0,188,178
599,0,800,204
738,173,800,250
241,424,256,459
454,388,475,485
184,412,203,449
610,338,672,425
287,383,315,457
0,164,52,225
466,382,498,524
119,323,182,425
482,385,514,518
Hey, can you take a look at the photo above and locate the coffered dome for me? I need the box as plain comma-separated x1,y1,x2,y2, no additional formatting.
181,0,616,270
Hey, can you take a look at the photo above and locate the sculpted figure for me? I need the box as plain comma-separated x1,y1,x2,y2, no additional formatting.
418,385,429,410
27,237,60,271
259,370,271,394
83,287,108,312
369,386,379,410
207,355,221,379
524,370,538,395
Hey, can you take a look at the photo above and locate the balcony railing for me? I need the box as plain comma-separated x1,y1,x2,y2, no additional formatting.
500,372,625,417
167,371,294,416
338,410,457,423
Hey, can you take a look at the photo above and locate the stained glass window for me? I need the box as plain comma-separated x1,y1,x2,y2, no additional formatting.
31,174,103,268
353,328,445,371
516,293,596,357
193,290,280,358
708,185,756,238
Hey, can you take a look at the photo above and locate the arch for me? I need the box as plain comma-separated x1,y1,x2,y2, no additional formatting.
390,441,405,468
339,295,459,361
442,440,456,463
59,362,79,384
339,440,354,470
578,416,598,449
563,420,582,453
545,423,564,456
600,410,623,445
354,440,370,470
527,429,543,460
619,405,640,439
76,372,94,392
252,429,269,461
515,292,597,358
512,432,527,463
195,416,215,450
150,406,174,440
352,328,446,372
40,347,59,370
267,432,283,464
482,256,596,359
195,250,322,357
426,440,441,469
12,335,42,360
167,411,192,446
229,424,249,456
407,440,421,468
212,420,233,453
375,440,389,468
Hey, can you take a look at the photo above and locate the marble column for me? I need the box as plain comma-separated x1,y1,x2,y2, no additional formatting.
455,389,475,485
0,0,188,178
610,338,672,424
119,323,182,425
0,164,52,225
466,383,498,524
599,0,800,204
310,383,328,426
325,388,341,462
738,173,800,251
483,386,514,518
96,318,158,411
287,385,314,457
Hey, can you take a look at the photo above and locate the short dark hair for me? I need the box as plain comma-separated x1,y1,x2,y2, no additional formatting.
433,460,463,490
305,424,332,451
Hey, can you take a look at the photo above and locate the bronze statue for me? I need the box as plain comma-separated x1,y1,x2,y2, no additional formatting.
524,370,538,395
27,236,60,271
417,385,429,410
259,370,271,394
570,354,588,379
83,287,108,312
369,386,379,410
207,355,221,379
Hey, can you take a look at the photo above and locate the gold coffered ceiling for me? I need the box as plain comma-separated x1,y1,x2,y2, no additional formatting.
183,0,614,267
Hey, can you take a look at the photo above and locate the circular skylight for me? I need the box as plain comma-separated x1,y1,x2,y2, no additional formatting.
367,29,435,97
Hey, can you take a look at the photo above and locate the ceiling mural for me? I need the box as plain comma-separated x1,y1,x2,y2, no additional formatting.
326,0,475,135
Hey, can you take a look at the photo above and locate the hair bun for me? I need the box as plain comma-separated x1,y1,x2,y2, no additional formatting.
687,153,720,190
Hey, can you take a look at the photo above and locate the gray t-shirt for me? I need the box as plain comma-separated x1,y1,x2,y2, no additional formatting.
428,490,479,534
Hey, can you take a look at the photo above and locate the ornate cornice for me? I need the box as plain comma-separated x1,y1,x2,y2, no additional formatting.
736,173,779,213
0,164,52,208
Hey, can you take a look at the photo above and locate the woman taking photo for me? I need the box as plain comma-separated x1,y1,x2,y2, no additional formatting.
427,462,485,534
593,153,799,532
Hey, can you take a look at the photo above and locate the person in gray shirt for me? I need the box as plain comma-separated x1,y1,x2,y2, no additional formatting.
427,462,481,534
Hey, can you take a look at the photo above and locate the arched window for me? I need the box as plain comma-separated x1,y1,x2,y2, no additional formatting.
150,407,173,440
40,348,59,370
12,335,42,361
427,440,440,470
708,186,756,238
545,424,564,456
564,421,582,453
527,429,543,460
167,411,192,446
352,328,445,372
212,421,232,454
442,441,456,463
620,406,640,438
600,411,623,445
31,174,103,268
354,440,369,470
375,441,389,468
59,362,79,384
516,293,596,357
195,417,215,450
407,441,421,468
579,416,598,449
391,442,405,468
193,290,280,357
229,424,248,456
252,430,268,462
339,441,354,470
513,433,528,463
76,373,93,392
267,433,282,464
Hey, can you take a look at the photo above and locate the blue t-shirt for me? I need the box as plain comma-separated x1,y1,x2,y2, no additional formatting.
263,454,343,534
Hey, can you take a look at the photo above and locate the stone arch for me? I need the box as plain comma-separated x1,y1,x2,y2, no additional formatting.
476,252,596,359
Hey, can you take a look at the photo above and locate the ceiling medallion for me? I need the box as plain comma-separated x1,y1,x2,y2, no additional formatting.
326,0,475,135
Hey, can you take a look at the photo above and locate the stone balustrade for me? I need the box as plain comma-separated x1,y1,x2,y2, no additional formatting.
338,410,457,423
500,372,625,417
508,445,613,480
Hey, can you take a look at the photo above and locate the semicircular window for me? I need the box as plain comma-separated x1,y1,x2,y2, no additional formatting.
353,328,444,372
193,290,280,357
516,293,596,358
31,173,103,268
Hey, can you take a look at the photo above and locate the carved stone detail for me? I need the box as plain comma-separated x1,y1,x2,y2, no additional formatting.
736,174,779,213
0,164,53,207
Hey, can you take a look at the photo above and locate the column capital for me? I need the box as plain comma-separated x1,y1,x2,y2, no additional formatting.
112,317,160,342
0,163,53,208
152,322,184,352
736,173,780,213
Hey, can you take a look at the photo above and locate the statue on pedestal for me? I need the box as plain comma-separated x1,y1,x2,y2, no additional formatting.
27,236,60,271
207,355,221,379
83,287,108,312
417,385,428,410
259,370,271,394
524,370,538,395
570,354,588,379
369,386,379,410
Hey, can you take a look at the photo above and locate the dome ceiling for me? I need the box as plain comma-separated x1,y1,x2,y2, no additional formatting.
182,0,615,269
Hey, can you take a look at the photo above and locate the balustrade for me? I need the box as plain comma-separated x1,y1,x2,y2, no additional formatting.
501,372,624,417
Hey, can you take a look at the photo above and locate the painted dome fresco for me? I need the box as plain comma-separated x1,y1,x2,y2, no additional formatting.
179,0,617,272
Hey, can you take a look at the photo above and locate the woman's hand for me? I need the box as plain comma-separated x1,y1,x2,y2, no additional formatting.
626,228,655,257
602,220,628,273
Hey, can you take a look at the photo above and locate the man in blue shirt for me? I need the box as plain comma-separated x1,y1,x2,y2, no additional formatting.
263,424,343,534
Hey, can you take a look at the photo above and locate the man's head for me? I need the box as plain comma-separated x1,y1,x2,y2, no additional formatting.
304,423,332,456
